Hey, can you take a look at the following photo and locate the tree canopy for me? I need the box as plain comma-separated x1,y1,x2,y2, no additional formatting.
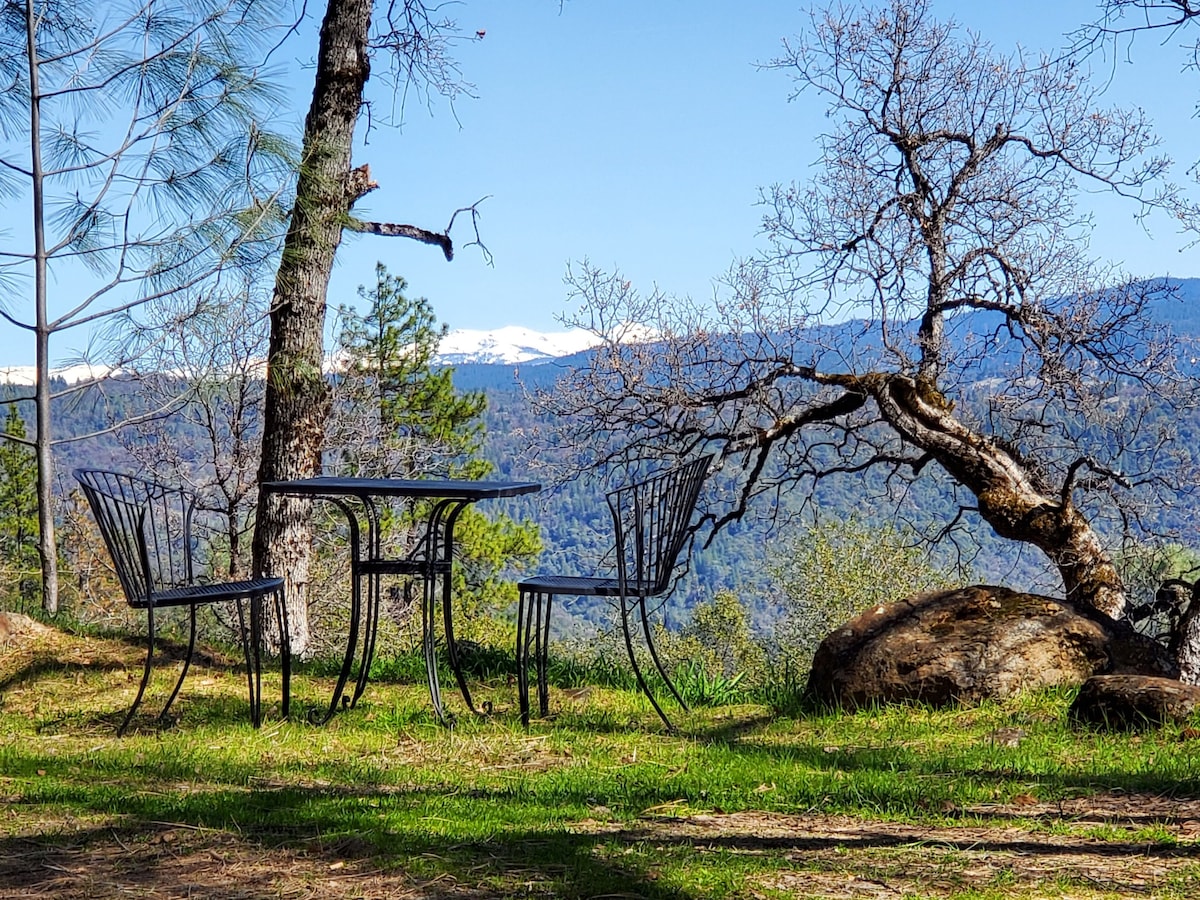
0,0,289,611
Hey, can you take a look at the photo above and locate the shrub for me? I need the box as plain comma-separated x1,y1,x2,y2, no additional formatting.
769,519,957,673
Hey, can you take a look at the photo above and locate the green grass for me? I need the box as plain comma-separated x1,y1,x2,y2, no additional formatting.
2,627,1200,898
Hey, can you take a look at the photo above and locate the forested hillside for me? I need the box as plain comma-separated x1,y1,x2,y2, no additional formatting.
7,277,1200,636
462,364,1050,635
459,276,1200,633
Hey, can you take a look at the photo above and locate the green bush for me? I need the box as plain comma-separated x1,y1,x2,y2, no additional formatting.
669,659,746,706
769,519,957,674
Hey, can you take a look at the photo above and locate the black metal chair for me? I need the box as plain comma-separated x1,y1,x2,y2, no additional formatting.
74,468,291,734
516,455,711,728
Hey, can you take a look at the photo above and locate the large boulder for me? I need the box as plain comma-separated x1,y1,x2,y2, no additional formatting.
805,585,1177,710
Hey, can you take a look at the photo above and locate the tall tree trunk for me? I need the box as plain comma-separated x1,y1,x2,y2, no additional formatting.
252,0,373,654
874,374,1127,618
26,0,58,615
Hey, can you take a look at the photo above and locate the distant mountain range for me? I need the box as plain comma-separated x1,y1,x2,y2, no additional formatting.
433,325,599,365
6,277,1200,383
0,326,601,384
0,363,116,386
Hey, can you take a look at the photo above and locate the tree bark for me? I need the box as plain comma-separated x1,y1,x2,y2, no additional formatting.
872,374,1126,618
1173,587,1200,683
252,0,373,654
26,0,58,615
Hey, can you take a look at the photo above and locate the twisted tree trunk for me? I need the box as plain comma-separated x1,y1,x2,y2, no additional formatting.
872,374,1126,618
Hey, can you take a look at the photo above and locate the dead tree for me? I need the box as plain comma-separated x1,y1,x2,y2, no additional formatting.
535,1,1198,626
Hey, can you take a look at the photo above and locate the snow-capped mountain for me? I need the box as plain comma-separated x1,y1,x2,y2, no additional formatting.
0,327,600,383
0,363,117,386
433,325,600,365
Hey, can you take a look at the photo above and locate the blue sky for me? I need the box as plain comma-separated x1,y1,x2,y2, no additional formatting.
328,0,1197,338
13,0,1199,366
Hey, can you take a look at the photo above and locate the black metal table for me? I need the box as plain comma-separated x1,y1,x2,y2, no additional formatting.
262,476,540,723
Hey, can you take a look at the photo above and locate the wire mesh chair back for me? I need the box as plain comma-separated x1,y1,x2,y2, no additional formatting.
74,468,199,608
74,468,289,734
516,455,712,729
606,455,711,598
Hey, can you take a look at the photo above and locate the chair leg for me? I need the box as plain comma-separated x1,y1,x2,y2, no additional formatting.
516,588,534,726
536,592,552,719
119,605,157,737
618,593,675,730
639,596,689,712
516,589,554,727
276,588,291,719
252,594,266,727
235,598,259,727
158,604,199,724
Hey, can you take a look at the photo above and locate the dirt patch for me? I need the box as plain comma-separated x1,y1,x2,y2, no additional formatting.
1,795,1197,899
0,612,51,647
0,821,424,900
572,798,1200,899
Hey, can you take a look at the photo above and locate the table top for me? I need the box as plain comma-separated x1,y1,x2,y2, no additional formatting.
262,476,541,501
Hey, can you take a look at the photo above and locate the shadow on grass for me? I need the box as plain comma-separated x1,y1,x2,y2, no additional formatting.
0,785,698,900
0,627,246,689
4,775,1200,900
22,664,291,738
0,653,130,694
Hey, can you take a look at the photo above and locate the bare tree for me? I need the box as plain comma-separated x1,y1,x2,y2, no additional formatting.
0,0,289,613
536,1,1197,627
118,282,270,580
1075,0,1200,678
251,0,492,655
1081,1,1200,69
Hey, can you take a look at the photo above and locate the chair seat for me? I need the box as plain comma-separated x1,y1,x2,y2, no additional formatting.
517,573,655,597
140,577,286,609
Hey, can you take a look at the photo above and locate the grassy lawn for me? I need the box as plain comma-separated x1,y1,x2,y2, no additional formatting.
2,622,1200,899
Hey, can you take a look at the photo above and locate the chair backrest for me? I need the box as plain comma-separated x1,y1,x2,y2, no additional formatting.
74,469,198,607
605,455,712,596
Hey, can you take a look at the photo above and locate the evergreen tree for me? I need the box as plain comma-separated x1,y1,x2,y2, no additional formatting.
330,263,488,480
0,406,40,611
326,263,539,648
0,0,288,614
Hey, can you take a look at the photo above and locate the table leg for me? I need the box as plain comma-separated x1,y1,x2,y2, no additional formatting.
421,555,446,722
310,497,363,725
351,496,384,707
438,500,486,716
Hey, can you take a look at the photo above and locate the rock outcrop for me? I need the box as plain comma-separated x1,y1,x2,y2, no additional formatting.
805,585,1177,710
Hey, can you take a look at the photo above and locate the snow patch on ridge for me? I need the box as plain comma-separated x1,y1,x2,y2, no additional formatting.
434,326,601,365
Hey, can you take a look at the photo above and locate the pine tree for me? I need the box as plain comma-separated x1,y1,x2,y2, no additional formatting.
326,263,539,648
0,405,41,612
330,263,488,481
